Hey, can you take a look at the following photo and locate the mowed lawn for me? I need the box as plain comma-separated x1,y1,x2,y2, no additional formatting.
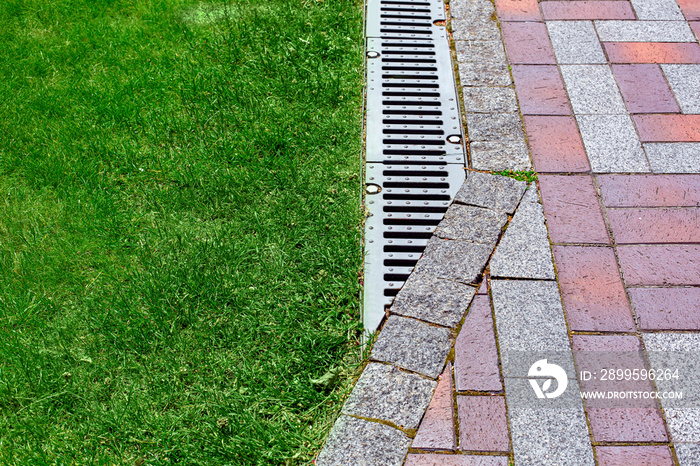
0,0,364,464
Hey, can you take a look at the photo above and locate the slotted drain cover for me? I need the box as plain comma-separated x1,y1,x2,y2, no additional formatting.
363,0,465,332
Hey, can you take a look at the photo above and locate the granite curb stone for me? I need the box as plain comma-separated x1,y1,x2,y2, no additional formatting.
434,204,507,246
470,140,533,171
415,237,493,284
455,171,528,214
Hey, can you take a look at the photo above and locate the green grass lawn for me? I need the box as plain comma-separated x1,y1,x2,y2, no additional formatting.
0,0,364,464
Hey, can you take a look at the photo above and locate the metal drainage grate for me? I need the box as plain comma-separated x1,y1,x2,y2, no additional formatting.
363,0,465,332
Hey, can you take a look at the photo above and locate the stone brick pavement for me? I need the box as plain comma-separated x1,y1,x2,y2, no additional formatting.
317,0,700,464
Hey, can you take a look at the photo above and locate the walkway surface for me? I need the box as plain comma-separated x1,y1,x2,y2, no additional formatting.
317,0,700,464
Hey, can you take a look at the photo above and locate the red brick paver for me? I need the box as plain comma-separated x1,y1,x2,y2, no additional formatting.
678,0,700,21
691,21,700,40
612,64,681,114
511,65,572,115
604,42,700,64
554,247,635,332
633,114,700,142
457,396,510,453
525,116,590,172
495,0,541,21
541,1,634,20
629,287,700,330
413,365,456,451
405,454,510,466
598,175,700,207
538,175,609,243
617,245,700,286
607,207,700,243
501,22,557,64
597,446,674,466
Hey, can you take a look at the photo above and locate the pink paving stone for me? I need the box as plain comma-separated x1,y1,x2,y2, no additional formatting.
586,408,669,442
541,1,635,20
538,175,610,244
501,22,557,64
633,114,700,142
607,207,700,243
511,65,571,115
691,21,700,40
454,296,502,392
605,42,700,64
596,446,674,466
413,365,457,451
554,246,635,332
477,278,488,295
405,454,510,466
678,0,700,21
598,175,700,207
629,287,700,330
457,396,509,453
617,245,700,286
612,64,681,114
495,0,541,21
524,116,590,172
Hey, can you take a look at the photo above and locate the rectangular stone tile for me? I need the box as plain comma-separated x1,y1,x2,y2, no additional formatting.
605,42,700,64
692,21,700,41
553,246,635,332
538,175,610,243
511,65,572,115
452,19,502,42
450,0,495,19
459,62,513,87
631,0,684,20
645,143,700,173
678,0,700,20
455,41,507,65
316,415,411,466
596,446,674,466
662,64,700,113
598,174,700,207
470,140,533,172
541,1,635,20
342,363,437,430
495,0,541,21
457,396,510,452
629,287,700,330
434,204,508,246
466,113,525,142
491,280,571,352
560,65,627,114
577,114,650,173
463,87,519,113
454,296,502,392
595,20,696,42
370,316,453,379
454,171,528,215
501,22,557,64
676,444,700,466
413,365,456,451
524,116,590,172
617,245,700,285
634,115,700,142
608,207,700,243
405,454,509,466
612,64,681,113
548,21,607,64
415,237,493,284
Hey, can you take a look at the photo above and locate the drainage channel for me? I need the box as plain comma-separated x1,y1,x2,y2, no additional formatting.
363,0,466,332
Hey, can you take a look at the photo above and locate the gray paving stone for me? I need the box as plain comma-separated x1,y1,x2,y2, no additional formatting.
663,409,700,442
463,86,519,113
466,113,525,142
490,280,570,352
371,316,452,379
547,21,606,64
661,65,700,114
342,363,436,430
470,140,533,171
560,65,627,114
434,204,508,246
391,272,476,328
646,143,700,174
452,20,502,42
316,415,411,466
577,115,651,173
675,443,700,466
459,62,513,87
415,237,493,284
491,185,555,280
631,0,684,20
450,0,495,19
454,171,528,214
455,40,507,64
595,20,696,42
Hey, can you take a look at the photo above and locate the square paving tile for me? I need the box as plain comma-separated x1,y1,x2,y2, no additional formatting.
457,396,510,452
495,0,541,21
524,116,590,172
560,65,627,114
511,65,571,115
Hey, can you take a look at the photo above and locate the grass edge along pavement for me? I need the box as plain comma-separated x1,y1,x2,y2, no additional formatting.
0,0,366,464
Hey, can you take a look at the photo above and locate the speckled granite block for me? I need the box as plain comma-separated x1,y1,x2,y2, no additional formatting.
455,171,528,214
434,204,507,246
415,237,493,284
